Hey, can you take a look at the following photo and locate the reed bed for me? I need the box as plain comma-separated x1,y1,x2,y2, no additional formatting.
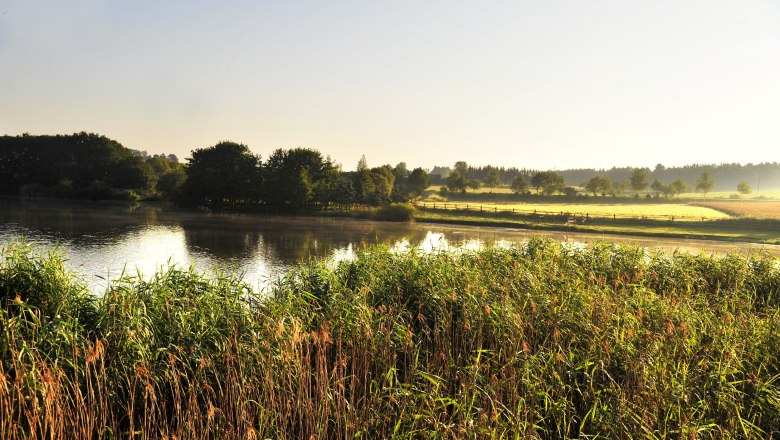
1,239,779,439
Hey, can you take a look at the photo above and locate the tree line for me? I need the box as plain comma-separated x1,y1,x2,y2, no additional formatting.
0,134,428,210
0,133,183,201
1,133,775,208
430,161,780,194
177,143,429,210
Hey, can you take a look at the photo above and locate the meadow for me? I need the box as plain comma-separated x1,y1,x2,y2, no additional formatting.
2,239,780,438
696,200,780,220
417,201,732,220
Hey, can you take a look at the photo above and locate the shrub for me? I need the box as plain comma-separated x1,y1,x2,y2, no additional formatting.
374,202,416,221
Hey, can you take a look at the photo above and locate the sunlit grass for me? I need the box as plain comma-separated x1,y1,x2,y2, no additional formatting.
2,239,780,438
695,200,780,220
419,201,732,220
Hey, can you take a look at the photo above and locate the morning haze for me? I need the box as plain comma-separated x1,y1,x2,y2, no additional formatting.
1,1,778,170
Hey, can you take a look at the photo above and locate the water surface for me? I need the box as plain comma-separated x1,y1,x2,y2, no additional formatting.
2,199,778,293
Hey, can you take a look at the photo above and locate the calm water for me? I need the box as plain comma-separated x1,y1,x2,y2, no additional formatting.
2,199,779,293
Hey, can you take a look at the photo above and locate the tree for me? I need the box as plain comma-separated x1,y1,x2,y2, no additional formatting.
695,172,714,199
737,181,752,196
453,161,469,176
407,168,430,197
630,168,650,194
585,176,612,197
651,179,665,197
510,175,528,194
391,162,410,201
484,167,501,187
156,168,186,200
531,171,566,195
263,148,338,209
181,141,262,208
670,179,688,198
614,180,629,197
357,155,368,172
368,165,395,204
446,171,468,193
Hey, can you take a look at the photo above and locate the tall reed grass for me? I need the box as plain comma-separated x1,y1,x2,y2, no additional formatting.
1,238,779,438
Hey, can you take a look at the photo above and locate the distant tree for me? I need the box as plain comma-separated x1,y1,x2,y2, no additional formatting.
391,162,410,201
446,171,468,193
585,176,612,197
467,179,481,191
156,168,186,200
357,155,368,172
484,167,501,187
407,168,430,197
563,187,578,197
368,165,395,204
531,171,565,195
355,168,375,203
737,181,752,196
651,179,664,196
615,180,629,197
332,176,357,206
630,168,650,194
453,161,469,176
670,179,688,198
510,175,528,194
695,172,714,199
263,148,339,209
181,141,262,208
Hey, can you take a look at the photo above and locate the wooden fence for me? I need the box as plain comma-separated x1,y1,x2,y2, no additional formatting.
414,201,780,231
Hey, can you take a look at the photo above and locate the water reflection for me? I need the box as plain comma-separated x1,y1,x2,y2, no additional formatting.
2,199,779,293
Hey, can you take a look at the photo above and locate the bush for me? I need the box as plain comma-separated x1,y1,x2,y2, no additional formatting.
374,202,416,221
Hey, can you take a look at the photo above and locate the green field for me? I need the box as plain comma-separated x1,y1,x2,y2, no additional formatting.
2,240,779,438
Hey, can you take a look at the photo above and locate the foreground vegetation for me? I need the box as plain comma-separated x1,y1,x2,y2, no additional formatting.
2,239,780,438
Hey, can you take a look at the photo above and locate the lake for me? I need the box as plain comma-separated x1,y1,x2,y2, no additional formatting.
2,199,779,293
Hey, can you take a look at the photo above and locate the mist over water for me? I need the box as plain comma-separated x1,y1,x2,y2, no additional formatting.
2,200,778,293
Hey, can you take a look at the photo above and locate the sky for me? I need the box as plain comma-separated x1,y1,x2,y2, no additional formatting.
1,1,779,171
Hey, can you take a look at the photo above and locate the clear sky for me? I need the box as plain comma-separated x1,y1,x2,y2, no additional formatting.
1,1,778,170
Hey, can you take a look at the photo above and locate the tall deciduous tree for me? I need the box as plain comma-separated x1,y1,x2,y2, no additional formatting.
407,168,430,197
531,171,566,195
585,176,612,197
181,141,261,208
670,179,687,198
263,148,338,209
695,172,714,199
484,167,501,187
446,171,468,193
630,168,650,194
510,175,528,194
736,181,752,196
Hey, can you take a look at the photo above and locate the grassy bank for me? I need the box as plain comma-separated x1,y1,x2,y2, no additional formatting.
2,240,780,438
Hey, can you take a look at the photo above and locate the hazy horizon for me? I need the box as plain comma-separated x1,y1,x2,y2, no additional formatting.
2,1,778,170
